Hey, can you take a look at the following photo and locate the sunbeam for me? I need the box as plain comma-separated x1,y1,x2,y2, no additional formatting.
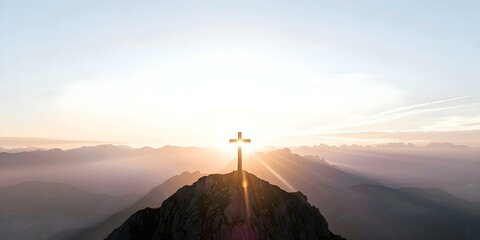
255,156,296,192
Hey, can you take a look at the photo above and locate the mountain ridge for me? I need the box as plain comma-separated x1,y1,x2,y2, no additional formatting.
107,171,345,240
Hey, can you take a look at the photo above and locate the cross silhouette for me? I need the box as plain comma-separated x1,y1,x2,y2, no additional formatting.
229,132,251,172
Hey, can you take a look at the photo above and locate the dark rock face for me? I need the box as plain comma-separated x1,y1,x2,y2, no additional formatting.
107,171,344,240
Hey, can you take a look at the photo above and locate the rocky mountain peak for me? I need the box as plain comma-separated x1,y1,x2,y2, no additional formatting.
106,171,344,240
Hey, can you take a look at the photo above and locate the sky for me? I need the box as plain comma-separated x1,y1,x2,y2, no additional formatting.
1,0,479,148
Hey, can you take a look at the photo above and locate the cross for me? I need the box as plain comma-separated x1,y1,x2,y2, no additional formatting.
229,132,251,172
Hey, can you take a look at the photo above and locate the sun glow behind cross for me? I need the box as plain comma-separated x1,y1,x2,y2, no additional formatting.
2,1,479,148
235,140,247,147
47,44,480,149
50,43,409,147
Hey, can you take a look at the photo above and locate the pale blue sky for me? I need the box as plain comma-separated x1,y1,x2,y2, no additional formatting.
1,1,479,147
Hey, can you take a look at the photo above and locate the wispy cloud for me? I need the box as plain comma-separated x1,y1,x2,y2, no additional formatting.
374,96,470,117
291,96,479,137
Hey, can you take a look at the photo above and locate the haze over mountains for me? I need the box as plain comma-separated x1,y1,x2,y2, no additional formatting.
0,143,479,240
0,145,229,195
238,149,480,240
0,146,45,154
2,142,477,199
293,143,480,201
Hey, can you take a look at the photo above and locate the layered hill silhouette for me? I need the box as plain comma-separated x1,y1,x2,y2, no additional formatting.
238,149,480,240
47,171,205,240
0,182,139,240
106,171,344,240
293,143,480,201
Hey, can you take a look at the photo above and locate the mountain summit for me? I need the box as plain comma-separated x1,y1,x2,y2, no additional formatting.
106,171,344,240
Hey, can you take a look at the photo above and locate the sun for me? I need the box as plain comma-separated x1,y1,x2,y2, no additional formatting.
236,140,245,147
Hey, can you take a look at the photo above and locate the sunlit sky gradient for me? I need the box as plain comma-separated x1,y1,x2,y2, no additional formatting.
1,1,479,148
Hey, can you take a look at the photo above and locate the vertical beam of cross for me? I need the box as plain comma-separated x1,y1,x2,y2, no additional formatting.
229,132,251,172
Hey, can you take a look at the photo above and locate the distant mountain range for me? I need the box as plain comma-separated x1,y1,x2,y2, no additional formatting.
0,141,474,154
0,145,230,195
0,137,102,151
0,146,45,153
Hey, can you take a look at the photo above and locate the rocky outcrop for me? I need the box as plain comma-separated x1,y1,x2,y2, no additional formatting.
106,171,344,240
